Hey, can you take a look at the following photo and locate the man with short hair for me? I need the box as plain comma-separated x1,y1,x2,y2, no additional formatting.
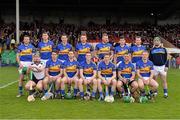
130,36,146,66
78,52,97,100
75,33,93,63
61,51,79,98
16,35,35,97
56,34,73,63
38,32,54,64
43,50,63,99
95,33,113,60
117,53,138,98
137,51,159,99
149,37,168,98
97,54,116,101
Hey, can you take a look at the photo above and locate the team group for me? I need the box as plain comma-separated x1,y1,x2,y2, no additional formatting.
16,32,168,102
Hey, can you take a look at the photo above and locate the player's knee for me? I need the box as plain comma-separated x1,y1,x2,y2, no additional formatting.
93,79,97,85
132,82,138,89
36,84,43,91
97,79,101,84
25,84,30,90
78,79,83,85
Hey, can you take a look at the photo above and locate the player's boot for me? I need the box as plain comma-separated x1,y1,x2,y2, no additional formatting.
164,93,168,98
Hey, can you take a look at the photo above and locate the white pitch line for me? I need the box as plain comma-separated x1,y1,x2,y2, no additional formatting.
0,80,18,89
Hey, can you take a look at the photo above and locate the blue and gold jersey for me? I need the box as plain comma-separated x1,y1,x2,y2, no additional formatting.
38,40,54,60
95,43,112,59
56,43,72,61
17,43,35,61
114,45,130,63
98,61,116,77
79,61,96,77
136,60,154,77
117,61,135,78
46,59,62,76
76,43,93,63
130,45,146,63
63,60,79,78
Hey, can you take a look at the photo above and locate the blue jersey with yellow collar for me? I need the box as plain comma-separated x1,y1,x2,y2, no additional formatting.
38,40,54,60
46,59,62,76
118,61,135,78
95,43,112,59
114,45,130,63
136,60,154,77
63,59,79,78
17,43,35,61
98,61,116,77
79,61,96,77
56,43,72,61
76,43,93,63
131,45,146,63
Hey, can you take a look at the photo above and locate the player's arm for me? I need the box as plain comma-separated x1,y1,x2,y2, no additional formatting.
63,68,69,78
109,71,116,81
91,70,97,80
118,70,123,80
149,70,154,81
16,53,20,65
98,70,105,81
110,46,114,61
80,68,85,80
130,71,135,81
72,68,79,78
136,69,144,81
45,68,50,78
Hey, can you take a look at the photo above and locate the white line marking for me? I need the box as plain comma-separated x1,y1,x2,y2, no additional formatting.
0,80,18,89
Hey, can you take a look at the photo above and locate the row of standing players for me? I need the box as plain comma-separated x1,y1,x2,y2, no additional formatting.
16,33,168,102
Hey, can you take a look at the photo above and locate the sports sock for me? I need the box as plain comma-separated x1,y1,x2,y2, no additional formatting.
80,92,84,97
61,90,65,96
18,86,23,94
91,92,96,97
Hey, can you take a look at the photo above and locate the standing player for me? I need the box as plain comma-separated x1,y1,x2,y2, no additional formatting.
114,36,130,65
95,33,113,60
117,53,138,97
38,32,54,64
61,51,79,98
43,50,63,99
97,54,116,101
137,51,159,99
56,34,73,63
16,35,35,97
149,37,168,98
78,52,97,100
75,33,93,63
131,36,146,66
25,53,45,100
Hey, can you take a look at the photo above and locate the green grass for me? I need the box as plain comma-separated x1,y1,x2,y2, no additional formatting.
0,67,180,119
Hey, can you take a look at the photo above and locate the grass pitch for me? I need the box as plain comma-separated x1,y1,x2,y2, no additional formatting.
0,67,180,119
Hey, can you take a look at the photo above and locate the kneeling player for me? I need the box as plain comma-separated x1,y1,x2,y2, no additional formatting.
97,54,116,101
61,51,79,98
43,50,63,99
25,53,45,101
78,52,97,100
117,53,138,99
136,51,159,101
